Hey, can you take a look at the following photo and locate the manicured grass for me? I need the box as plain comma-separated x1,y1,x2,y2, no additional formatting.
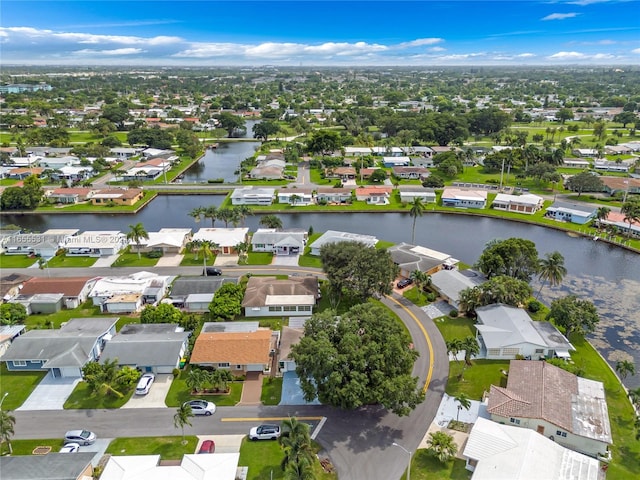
25,301,110,330
0,363,47,410
1,439,64,456
112,252,160,267
63,381,135,409
298,253,322,268
0,178,20,186
46,254,98,268
0,255,37,268
402,287,430,307
180,253,217,267
105,436,198,460
433,316,476,343
35,190,156,213
247,252,274,265
261,377,283,406
376,240,395,249
445,360,510,400
165,367,243,407
405,452,470,480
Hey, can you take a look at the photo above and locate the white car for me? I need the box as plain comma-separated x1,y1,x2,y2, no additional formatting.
135,373,155,395
184,400,216,416
64,430,96,445
60,442,80,453
249,424,281,441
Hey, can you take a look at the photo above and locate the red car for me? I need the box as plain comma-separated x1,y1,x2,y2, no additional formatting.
198,440,215,454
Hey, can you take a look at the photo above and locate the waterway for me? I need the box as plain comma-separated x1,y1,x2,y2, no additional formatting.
5,204,640,387
181,141,260,183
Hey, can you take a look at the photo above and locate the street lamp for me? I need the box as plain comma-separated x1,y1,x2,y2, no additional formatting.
392,442,412,480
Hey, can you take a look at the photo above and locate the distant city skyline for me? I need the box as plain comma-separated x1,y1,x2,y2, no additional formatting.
2,0,639,66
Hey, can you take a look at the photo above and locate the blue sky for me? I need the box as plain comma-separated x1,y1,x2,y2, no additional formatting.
1,1,639,65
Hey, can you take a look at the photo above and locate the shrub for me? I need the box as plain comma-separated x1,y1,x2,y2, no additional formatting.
145,250,163,258
207,178,224,183
449,309,458,318
427,292,437,302
528,299,542,313
172,368,181,377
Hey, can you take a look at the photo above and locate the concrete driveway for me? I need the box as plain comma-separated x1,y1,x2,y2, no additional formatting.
122,374,173,408
17,372,80,411
195,434,244,454
271,254,300,266
279,371,321,406
77,438,113,467
156,254,183,267
92,254,119,268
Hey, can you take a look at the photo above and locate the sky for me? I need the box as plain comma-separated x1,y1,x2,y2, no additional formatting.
1,0,639,66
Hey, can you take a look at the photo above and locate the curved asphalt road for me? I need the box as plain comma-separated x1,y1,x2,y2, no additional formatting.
6,266,448,480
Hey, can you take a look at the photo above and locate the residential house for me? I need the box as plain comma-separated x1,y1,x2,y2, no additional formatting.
476,304,574,360
19,277,96,309
141,148,175,158
2,229,77,257
191,321,274,374
12,293,64,314
486,360,612,459
2,318,117,377
184,293,214,313
100,323,190,374
354,186,393,205
7,167,44,179
46,187,96,204
600,176,640,196
278,325,305,373
7,155,41,168
249,156,285,180
39,155,80,170
398,186,436,204
430,269,486,309
344,146,372,156
382,156,411,167
89,271,171,312
572,148,598,158
598,211,640,238
0,273,31,302
562,158,591,169
358,167,382,180
326,166,356,182
129,228,192,254
545,201,597,225
463,417,600,480
491,193,543,215
441,187,488,209
308,230,378,256
123,157,172,181
605,145,633,155
90,188,143,206
372,146,403,156
251,229,306,255
388,242,459,277
110,147,139,159
277,187,314,206
230,186,276,206
315,187,353,204
594,158,635,173
100,454,240,480
392,166,430,180
192,228,249,255
49,165,94,183
0,325,26,358
0,453,95,480
242,276,319,317
64,230,127,256
431,146,458,155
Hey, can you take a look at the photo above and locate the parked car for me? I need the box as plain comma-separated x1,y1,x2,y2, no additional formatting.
60,442,80,453
249,424,281,441
396,278,413,289
135,373,155,395
198,439,216,454
64,430,96,445
184,400,216,416
203,267,222,276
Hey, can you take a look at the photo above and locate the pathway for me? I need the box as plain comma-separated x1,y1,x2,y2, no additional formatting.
237,371,262,406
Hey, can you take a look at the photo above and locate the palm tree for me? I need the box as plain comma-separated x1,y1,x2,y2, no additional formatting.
426,431,457,463
454,393,472,422
189,206,205,224
615,359,636,383
280,417,315,472
173,403,193,444
446,338,465,364
260,214,284,230
0,410,16,454
621,199,640,238
200,240,218,273
235,241,249,265
37,257,50,277
83,358,127,398
216,207,237,228
203,205,218,227
185,239,202,260
629,387,640,410
290,194,302,206
283,458,316,480
234,205,253,226
126,222,149,259
596,207,611,230
186,368,208,393
408,197,426,244
410,269,431,293
462,336,480,366
537,251,567,298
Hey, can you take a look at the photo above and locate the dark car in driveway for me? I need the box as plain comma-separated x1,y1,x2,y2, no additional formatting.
203,267,222,276
396,278,413,289
198,439,215,453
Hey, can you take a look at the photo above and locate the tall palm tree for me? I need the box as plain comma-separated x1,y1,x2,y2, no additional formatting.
185,239,202,260
290,194,302,206
408,197,426,244
615,359,636,383
126,222,149,259
234,205,253,226
189,206,206,224
216,207,236,228
426,431,457,463
260,214,284,230
537,251,567,297
462,336,480,366
235,241,249,265
596,206,611,230
410,269,431,293
0,410,16,454
200,240,218,273
446,338,465,364
280,417,315,472
454,393,472,421
203,205,218,227
186,368,209,393
621,199,640,238
283,458,316,480
173,403,193,444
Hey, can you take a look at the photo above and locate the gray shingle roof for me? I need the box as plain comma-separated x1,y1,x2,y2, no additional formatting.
170,277,238,296
0,453,95,480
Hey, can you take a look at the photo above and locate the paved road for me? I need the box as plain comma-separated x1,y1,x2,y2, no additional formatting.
6,266,447,480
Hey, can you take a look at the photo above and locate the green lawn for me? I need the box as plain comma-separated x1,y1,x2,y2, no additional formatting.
165,367,243,407
0,255,37,268
298,253,322,268
105,436,198,460
35,190,157,213
1,439,65,456
445,360,510,400
46,254,98,268
25,301,115,330
0,363,47,410
0,178,20,186
247,252,274,265
261,377,283,405
433,316,476,343
402,287,431,307
180,252,217,267
404,453,470,480
112,252,160,267
63,381,135,409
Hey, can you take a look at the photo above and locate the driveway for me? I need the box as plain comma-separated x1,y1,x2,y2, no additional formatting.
279,371,321,406
121,374,173,409
77,438,113,467
214,255,239,267
271,254,299,266
156,254,184,267
422,300,454,319
238,371,262,406
91,254,119,268
18,371,80,411
196,434,244,454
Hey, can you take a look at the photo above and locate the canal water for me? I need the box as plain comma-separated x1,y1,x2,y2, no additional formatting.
5,204,640,387
181,141,260,183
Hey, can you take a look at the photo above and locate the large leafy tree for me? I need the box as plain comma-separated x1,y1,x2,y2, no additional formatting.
208,282,244,320
320,241,398,303
475,238,539,282
537,251,567,297
140,303,183,324
1,303,27,325
291,303,424,416
306,130,342,157
253,120,280,141
216,112,246,137
565,171,604,197
546,295,600,338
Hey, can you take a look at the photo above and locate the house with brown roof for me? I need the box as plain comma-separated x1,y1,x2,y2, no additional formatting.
19,277,96,309
326,166,356,182
190,322,274,374
46,187,96,204
315,187,353,204
90,188,143,206
600,176,640,196
354,185,393,205
242,276,318,317
486,360,612,459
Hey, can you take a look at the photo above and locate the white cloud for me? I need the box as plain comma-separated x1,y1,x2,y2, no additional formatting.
631,48,640,54
396,38,444,48
429,47,446,52
548,51,586,58
516,53,537,57
74,48,144,56
567,0,613,5
542,12,580,20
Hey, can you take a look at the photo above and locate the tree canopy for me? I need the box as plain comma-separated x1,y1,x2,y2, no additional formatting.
208,282,244,320
475,237,539,282
140,303,183,324
546,295,600,338
565,172,604,197
459,275,533,313
291,303,424,416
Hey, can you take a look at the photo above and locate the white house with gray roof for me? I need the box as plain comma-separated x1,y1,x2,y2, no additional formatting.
2,317,117,377
545,201,597,225
308,230,378,256
388,242,459,277
476,304,574,360
230,186,276,206
251,229,306,255
431,269,486,309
